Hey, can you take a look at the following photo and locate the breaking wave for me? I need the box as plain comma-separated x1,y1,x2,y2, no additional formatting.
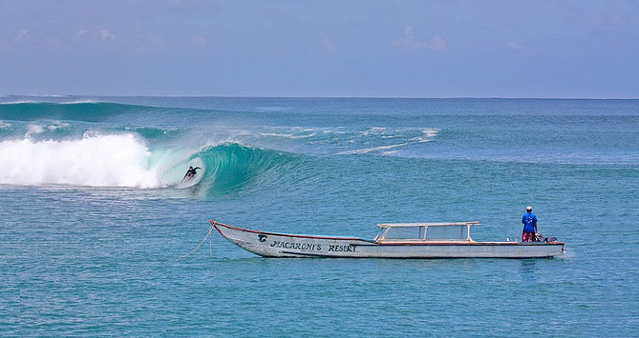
0,128,302,199
0,133,165,188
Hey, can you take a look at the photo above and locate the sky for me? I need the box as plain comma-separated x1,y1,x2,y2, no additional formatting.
1,0,638,98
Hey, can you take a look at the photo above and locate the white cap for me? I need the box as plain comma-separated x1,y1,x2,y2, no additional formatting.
526,206,533,211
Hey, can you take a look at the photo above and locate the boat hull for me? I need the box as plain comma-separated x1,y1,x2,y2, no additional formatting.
211,221,565,258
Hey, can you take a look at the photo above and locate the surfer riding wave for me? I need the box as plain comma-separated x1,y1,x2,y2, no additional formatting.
182,166,201,182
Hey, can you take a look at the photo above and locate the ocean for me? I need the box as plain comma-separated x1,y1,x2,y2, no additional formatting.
1,96,638,337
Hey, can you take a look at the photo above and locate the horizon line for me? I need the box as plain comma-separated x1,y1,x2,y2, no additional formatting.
2,94,638,100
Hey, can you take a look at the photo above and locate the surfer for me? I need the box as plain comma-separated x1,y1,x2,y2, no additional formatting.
183,166,201,181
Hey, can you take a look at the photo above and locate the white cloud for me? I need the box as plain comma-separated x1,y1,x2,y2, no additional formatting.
74,28,116,43
76,29,88,38
394,26,446,52
394,26,427,51
320,38,334,51
507,41,524,51
429,35,446,51
100,29,116,41
17,29,30,39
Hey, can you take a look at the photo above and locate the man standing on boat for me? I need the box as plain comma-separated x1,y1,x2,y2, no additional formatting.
521,206,538,242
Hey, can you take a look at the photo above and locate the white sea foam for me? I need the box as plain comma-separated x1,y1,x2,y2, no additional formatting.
338,127,439,155
0,100,43,105
60,100,103,104
0,133,161,188
48,121,70,130
24,121,71,137
258,132,317,139
410,128,439,143
421,128,439,138
25,124,45,136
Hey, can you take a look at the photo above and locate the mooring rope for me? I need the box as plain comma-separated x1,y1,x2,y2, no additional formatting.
180,223,214,259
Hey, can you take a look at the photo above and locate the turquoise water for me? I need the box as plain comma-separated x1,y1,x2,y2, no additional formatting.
1,97,638,337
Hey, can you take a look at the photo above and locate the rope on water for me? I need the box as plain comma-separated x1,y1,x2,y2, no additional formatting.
180,223,214,259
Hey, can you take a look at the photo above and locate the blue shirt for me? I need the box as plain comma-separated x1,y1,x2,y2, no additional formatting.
522,212,537,233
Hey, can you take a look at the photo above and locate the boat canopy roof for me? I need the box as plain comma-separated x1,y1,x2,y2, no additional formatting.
374,221,481,242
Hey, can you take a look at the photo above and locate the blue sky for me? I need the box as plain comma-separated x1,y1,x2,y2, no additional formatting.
1,0,637,98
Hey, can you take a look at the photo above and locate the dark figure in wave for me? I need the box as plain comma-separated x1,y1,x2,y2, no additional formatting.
182,166,201,183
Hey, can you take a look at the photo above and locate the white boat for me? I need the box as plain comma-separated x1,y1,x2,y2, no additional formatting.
210,220,565,258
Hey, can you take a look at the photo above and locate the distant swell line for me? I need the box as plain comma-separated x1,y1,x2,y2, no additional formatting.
0,101,164,122
338,143,409,155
